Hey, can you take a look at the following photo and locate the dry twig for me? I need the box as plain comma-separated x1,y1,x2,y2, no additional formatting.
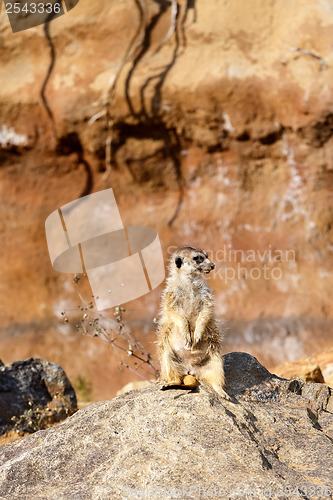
61,274,159,383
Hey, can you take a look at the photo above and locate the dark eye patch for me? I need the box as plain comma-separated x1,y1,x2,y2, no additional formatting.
193,255,204,263
175,257,183,268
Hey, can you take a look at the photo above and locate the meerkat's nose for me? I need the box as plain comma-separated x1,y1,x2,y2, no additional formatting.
211,263,215,270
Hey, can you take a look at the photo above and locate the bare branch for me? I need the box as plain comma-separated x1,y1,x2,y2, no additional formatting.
63,274,160,382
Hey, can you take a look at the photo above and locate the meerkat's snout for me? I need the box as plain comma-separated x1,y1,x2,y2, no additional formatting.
204,261,215,274
200,257,215,274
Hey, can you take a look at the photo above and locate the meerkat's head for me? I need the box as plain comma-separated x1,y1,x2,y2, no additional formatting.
170,246,215,277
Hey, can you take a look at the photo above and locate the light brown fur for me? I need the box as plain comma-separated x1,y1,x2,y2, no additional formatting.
157,246,230,399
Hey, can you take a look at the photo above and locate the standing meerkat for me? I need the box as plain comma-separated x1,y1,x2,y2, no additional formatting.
157,246,230,400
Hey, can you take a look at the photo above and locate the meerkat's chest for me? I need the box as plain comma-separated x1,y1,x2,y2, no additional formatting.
178,288,203,321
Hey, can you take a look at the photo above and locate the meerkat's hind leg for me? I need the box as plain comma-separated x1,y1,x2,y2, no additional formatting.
161,374,198,391
159,348,184,387
197,354,231,400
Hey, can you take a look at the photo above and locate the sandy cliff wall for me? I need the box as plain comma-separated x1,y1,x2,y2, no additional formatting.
0,0,332,398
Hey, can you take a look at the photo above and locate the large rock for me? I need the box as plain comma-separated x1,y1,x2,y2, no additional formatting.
0,358,77,436
0,352,332,499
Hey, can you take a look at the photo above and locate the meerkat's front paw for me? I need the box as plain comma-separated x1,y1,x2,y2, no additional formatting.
193,329,202,347
184,336,192,349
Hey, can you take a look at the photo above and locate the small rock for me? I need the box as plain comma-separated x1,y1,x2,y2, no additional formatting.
274,360,325,383
0,358,77,437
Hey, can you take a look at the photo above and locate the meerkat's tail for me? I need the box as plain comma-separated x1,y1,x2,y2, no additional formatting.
196,352,230,400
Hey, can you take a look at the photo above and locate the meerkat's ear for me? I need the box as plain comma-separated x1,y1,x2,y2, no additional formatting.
175,256,183,268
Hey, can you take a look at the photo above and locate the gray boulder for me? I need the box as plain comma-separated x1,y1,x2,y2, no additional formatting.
0,352,332,499
0,358,77,436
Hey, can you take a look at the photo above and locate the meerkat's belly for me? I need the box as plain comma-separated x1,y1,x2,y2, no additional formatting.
170,331,209,372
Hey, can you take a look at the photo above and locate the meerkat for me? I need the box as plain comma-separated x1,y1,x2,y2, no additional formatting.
157,246,230,400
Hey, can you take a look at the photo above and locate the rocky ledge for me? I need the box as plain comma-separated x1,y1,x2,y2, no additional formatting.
0,352,332,499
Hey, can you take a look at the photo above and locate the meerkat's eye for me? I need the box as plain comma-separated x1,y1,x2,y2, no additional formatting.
193,255,204,263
